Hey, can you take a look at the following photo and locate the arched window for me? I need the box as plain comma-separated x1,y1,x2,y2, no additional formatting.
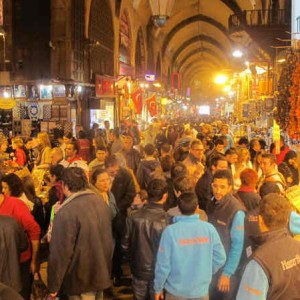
89,0,114,76
135,28,145,79
72,0,84,81
119,10,132,75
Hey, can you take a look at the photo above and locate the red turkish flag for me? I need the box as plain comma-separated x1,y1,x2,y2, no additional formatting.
146,94,157,117
131,88,143,114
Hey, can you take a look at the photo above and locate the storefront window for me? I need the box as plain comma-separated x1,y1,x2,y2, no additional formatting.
90,99,115,129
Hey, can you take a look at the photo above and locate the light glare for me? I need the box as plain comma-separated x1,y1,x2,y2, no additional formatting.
215,75,228,85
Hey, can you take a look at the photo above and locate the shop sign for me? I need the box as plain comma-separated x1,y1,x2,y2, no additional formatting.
95,75,115,96
145,74,155,81
0,97,16,109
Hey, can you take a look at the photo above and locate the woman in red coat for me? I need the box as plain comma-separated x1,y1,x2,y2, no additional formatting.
11,137,27,167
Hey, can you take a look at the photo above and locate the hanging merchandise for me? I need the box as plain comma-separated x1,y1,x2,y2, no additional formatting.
28,103,39,120
288,59,300,139
275,50,299,131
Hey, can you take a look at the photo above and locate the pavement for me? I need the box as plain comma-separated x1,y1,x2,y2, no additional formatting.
40,262,133,300
104,264,133,300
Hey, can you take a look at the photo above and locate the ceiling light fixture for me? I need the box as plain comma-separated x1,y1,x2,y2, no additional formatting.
149,0,175,27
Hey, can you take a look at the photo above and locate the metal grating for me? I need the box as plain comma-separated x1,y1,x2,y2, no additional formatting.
89,0,114,76
72,0,84,81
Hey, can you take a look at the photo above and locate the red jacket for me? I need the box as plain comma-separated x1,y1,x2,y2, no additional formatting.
276,146,290,165
0,196,41,262
15,148,27,166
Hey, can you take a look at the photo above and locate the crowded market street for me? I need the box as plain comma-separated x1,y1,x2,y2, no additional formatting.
0,1,300,300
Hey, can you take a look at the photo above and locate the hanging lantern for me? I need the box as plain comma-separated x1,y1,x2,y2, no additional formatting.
149,0,175,27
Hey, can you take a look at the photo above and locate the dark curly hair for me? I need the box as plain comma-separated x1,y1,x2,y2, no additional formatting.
147,178,168,202
2,173,24,197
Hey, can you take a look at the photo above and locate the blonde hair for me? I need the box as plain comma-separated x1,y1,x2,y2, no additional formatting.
12,137,24,148
237,147,250,162
37,132,51,147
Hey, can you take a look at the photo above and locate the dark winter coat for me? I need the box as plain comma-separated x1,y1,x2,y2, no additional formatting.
195,169,213,211
136,159,161,189
111,167,136,215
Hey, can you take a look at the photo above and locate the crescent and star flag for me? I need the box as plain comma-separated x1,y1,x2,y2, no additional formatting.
146,94,157,117
131,88,143,114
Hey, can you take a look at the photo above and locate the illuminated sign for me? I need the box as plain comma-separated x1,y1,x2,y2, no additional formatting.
145,74,156,81
199,105,210,115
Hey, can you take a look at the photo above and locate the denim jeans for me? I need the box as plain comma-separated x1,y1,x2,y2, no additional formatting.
68,291,103,300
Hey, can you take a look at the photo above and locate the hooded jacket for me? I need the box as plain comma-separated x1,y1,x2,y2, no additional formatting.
136,158,161,189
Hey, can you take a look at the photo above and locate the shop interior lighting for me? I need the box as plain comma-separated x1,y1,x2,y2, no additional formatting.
256,66,267,75
277,59,286,63
3,91,9,98
153,82,161,88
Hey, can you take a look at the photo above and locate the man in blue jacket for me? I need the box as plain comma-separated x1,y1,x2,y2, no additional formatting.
154,192,226,300
207,169,245,300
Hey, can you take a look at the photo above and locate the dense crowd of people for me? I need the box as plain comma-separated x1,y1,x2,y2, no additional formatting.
0,117,300,300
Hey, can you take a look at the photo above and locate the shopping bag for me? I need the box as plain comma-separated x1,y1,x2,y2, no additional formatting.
31,273,48,300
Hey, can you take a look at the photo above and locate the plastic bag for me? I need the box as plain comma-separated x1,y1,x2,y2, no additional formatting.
31,273,48,300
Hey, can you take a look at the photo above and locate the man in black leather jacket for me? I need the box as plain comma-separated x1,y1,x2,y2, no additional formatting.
122,178,170,300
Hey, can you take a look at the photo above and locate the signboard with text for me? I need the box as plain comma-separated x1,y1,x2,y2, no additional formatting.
145,74,155,81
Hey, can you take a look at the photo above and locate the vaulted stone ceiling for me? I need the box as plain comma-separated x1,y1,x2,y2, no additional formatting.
141,0,287,102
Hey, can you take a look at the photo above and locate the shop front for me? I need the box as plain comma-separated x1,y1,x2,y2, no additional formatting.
87,75,116,129
0,83,84,137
